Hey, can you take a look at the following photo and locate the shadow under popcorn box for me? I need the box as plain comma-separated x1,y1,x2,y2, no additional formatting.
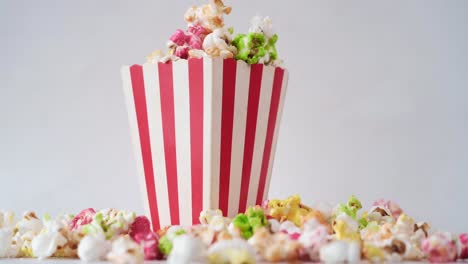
121,57,288,230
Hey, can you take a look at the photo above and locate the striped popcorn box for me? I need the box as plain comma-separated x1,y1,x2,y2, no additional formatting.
121,58,288,230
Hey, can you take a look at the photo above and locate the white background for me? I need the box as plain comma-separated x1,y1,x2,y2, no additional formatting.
1,0,467,233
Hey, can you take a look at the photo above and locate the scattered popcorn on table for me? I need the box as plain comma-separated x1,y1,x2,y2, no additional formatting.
15,211,44,257
77,234,110,262
0,194,466,263
422,232,458,262
0,211,17,258
320,240,361,263
31,214,69,259
157,225,186,257
107,236,144,264
208,238,256,264
167,234,206,264
458,233,468,259
373,199,404,220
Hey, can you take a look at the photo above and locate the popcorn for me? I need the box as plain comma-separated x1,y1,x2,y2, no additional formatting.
158,226,186,256
34,214,80,259
0,194,466,263
167,234,206,264
278,220,301,235
16,211,43,235
231,206,268,239
14,211,44,257
266,194,312,226
184,0,231,31
312,201,334,221
189,225,216,245
366,237,417,262
0,211,16,230
301,210,330,230
82,209,136,240
31,232,67,259
299,224,330,261
373,199,403,220
267,219,280,233
0,211,17,258
209,215,231,232
232,16,278,65
107,236,144,264
458,233,468,259
199,209,230,232
392,214,415,236
128,216,151,240
69,208,95,232
390,214,425,260
362,224,424,261
0,229,14,258
199,209,223,225
365,206,394,225
208,238,256,264
77,234,110,262
363,243,386,262
413,222,430,244
422,232,458,262
203,28,237,59
319,240,361,263
334,195,362,220
128,226,160,261
167,26,209,59
248,227,300,262
155,0,239,62
332,213,360,241
146,50,163,63
145,0,282,64
133,232,160,260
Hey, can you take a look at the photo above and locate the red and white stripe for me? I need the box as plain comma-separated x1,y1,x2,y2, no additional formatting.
121,58,288,230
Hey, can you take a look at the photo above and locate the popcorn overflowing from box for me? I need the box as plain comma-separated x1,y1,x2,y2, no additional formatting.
122,0,287,231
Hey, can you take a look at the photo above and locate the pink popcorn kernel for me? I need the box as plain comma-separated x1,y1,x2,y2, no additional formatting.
422,232,458,263
459,233,468,259
169,29,188,46
133,231,162,260
129,216,162,260
129,216,152,239
175,46,190,59
187,25,209,38
69,208,96,231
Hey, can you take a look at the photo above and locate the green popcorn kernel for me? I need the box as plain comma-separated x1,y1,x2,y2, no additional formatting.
173,229,186,237
241,229,253,240
336,203,354,218
347,195,362,211
232,214,252,239
246,207,267,231
158,235,172,256
233,214,250,230
336,195,363,220
158,229,186,256
232,32,268,64
266,34,278,60
358,217,368,229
